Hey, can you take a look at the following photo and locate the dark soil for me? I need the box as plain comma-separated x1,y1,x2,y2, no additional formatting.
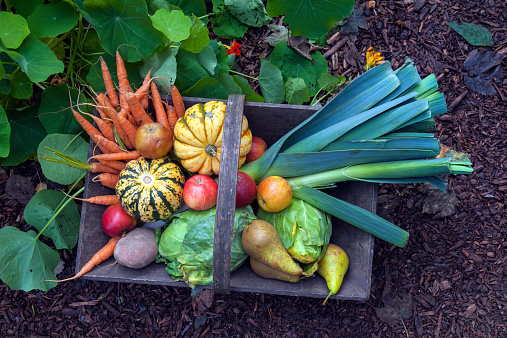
1,0,506,337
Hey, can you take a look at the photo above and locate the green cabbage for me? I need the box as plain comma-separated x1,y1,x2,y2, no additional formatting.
156,206,256,288
257,198,332,265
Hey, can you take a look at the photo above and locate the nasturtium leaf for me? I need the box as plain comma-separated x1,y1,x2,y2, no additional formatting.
38,85,87,135
197,44,218,77
27,2,78,39
175,49,210,92
9,0,45,19
0,12,30,49
232,75,265,102
166,0,207,17
0,35,64,83
86,53,142,93
7,104,47,155
180,22,210,53
0,153,31,167
0,78,11,95
0,106,10,157
10,72,33,99
217,73,242,95
448,22,493,47
24,189,81,250
181,76,229,99
151,9,192,42
258,59,285,103
0,226,59,292
37,134,89,185
225,0,271,27
317,73,346,92
148,0,183,14
84,0,164,63
269,41,328,96
209,40,230,74
285,77,310,105
0,62,5,79
141,45,178,93
211,0,249,39
266,0,355,38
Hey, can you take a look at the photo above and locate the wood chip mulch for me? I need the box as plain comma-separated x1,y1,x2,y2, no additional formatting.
1,0,506,337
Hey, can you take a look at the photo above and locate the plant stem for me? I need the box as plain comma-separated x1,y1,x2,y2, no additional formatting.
35,185,85,241
229,69,258,81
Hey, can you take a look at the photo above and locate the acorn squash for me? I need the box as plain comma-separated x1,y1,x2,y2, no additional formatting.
115,156,185,222
172,101,252,176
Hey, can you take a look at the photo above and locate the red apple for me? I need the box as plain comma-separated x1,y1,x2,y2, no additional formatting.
102,204,137,237
183,174,218,211
134,122,173,159
246,136,267,163
235,171,257,208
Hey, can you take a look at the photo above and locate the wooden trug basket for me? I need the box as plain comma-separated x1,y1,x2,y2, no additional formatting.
75,95,375,301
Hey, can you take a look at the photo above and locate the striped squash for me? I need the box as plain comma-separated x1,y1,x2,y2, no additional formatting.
115,156,185,222
172,101,252,176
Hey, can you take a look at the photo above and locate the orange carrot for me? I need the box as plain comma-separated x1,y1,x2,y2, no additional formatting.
116,51,131,111
90,162,121,175
99,56,120,108
95,133,124,153
70,195,120,206
97,159,127,172
93,173,119,189
164,102,178,131
125,91,153,126
83,111,115,142
95,93,113,127
117,113,137,147
171,84,185,119
136,68,153,110
90,150,141,161
151,81,169,128
71,108,110,154
46,236,121,282
100,101,132,149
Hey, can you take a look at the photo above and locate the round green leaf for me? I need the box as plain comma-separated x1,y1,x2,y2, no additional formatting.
38,85,87,134
6,104,47,154
37,134,89,185
225,0,271,28
1,35,64,83
151,9,192,42
27,2,78,39
24,189,81,250
269,41,328,96
175,49,211,92
0,12,30,49
266,0,355,38
211,0,249,39
0,106,10,157
0,227,59,292
180,23,210,53
141,45,178,93
9,0,45,19
181,76,229,99
258,58,285,103
0,78,12,95
10,71,33,99
285,77,310,105
85,0,164,63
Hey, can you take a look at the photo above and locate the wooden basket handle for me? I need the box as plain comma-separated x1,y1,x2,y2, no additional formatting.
213,94,246,294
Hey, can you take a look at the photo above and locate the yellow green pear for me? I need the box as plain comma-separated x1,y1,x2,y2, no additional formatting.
242,219,303,276
317,244,349,304
249,258,301,283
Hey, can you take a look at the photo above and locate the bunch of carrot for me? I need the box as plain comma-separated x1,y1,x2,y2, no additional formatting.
70,51,186,194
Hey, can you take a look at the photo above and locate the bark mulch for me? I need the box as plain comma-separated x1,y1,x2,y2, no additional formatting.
1,0,506,337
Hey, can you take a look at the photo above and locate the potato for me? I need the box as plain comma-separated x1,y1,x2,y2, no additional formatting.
114,227,158,269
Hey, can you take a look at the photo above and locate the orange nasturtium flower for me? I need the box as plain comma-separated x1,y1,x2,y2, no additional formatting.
226,42,241,56
365,46,384,70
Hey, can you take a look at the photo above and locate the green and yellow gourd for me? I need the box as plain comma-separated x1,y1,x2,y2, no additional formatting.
115,157,185,222
172,101,252,176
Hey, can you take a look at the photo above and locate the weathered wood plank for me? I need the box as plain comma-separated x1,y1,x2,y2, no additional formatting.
213,95,245,294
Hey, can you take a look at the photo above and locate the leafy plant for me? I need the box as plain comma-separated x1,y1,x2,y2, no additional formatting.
448,21,494,47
